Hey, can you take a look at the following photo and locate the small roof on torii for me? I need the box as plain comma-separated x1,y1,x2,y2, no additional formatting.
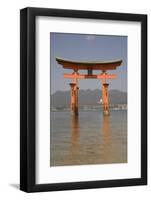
56,57,122,70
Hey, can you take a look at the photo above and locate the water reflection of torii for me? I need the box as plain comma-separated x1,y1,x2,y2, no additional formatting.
56,57,122,116
65,114,111,165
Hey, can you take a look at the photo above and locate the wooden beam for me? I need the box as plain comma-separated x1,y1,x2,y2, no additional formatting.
64,74,117,79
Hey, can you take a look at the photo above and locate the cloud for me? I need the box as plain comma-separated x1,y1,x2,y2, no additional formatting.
85,35,96,41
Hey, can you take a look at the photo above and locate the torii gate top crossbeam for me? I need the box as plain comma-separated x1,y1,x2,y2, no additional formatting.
56,57,122,70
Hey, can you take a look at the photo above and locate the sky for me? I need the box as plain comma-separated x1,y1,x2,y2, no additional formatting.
50,32,127,94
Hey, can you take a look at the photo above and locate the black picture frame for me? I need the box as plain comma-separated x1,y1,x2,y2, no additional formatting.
20,7,147,192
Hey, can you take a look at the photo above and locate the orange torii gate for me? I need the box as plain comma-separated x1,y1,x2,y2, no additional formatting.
56,57,122,116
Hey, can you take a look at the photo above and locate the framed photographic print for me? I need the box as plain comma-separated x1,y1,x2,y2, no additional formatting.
20,7,147,192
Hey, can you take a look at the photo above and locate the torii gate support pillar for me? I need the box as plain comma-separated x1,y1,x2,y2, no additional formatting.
102,83,110,116
69,83,79,116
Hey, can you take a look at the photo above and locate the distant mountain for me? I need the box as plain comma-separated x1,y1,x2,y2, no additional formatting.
51,89,127,106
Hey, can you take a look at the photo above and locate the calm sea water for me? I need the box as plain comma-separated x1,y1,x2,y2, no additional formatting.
50,110,127,166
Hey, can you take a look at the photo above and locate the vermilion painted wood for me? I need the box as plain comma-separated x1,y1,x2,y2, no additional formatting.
63,73,117,79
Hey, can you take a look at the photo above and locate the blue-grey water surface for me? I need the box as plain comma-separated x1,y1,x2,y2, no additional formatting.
50,110,127,166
